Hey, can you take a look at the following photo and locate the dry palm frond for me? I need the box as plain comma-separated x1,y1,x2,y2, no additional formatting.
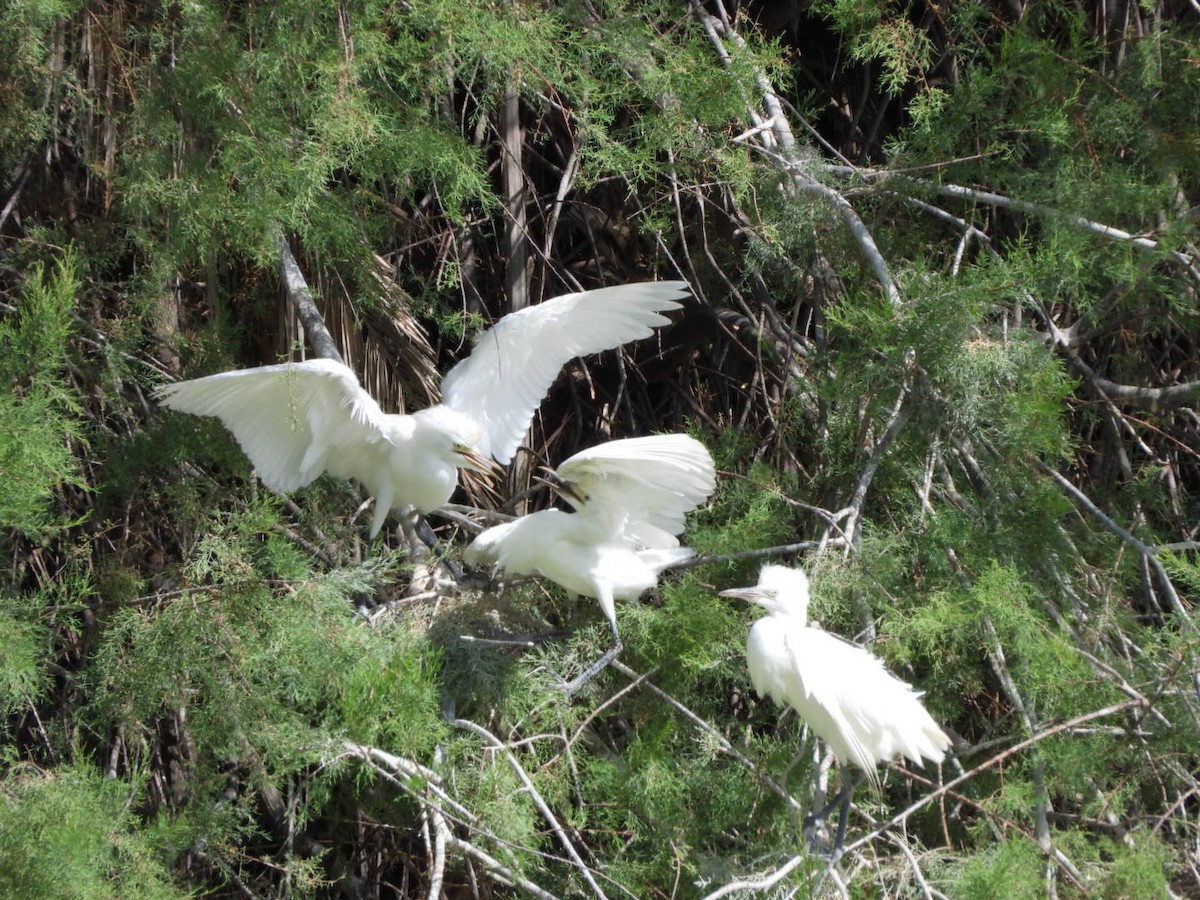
278,250,440,415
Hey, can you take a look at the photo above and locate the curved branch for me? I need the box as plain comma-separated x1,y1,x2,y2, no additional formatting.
1084,374,1200,413
690,1,903,307
277,233,343,363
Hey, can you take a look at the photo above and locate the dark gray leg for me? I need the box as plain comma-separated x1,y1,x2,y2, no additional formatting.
803,771,862,859
829,773,860,860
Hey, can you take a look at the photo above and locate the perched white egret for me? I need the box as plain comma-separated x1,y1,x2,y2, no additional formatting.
154,282,689,537
721,564,950,856
465,433,716,689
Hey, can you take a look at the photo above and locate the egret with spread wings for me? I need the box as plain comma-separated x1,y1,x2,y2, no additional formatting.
154,282,688,537
466,433,716,690
721,564,950,858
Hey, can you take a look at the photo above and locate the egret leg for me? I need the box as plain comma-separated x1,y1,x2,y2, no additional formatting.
829,773,860,860
802,772,861,859
412,516,464,579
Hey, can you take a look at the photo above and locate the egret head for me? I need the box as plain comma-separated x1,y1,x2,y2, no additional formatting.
413,406,502,477
720,564,810,617
535,468,589,509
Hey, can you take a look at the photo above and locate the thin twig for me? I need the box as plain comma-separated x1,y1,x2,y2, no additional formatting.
1037,462,1192,625
610,660,802,812
450,716,612,900
840,354,914,550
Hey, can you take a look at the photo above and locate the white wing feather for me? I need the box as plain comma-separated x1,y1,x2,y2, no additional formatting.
779,627,949,783
153,358,389,492
556,434,716,547
440,282,688,463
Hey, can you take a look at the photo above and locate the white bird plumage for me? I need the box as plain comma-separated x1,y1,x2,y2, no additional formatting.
154,281,689,537
465,434,716,686
721,564,950,854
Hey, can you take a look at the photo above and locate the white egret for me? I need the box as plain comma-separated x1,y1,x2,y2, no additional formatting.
721,564,950,857
465,433,716,689
154,282,689,537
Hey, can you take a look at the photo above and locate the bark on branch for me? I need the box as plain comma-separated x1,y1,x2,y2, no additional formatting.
691,0,903,308
277,232,343,363
1084,374,1200,413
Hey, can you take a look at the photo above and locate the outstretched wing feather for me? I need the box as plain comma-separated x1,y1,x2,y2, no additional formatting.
440,282,688,463
556,434,716,546
154,358,389,492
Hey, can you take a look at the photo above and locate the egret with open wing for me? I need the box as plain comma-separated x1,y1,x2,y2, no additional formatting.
466,433,716,690
155,282,688,537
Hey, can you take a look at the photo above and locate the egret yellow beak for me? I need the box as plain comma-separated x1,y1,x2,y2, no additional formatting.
718,586,765,603
455,445,504,479
535,468,588,506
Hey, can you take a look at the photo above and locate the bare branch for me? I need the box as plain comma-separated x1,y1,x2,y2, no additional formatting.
443,834,563,900
843,699,1145,858
690,0,903,307
277,233,343,363
831,168,1200,284
1081,375,1200,413
1038,461,1195,631
449,716,614,900
500,83,530,312
672,539,844,571
698,853,807,900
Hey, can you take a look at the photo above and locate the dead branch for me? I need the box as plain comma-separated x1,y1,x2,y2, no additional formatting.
690,0,903,307
1036,461,1193,625
449,715,613,900
832,168,1200,285
277,232,343,363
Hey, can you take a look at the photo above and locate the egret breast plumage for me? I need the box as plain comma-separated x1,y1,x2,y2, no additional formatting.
154,281,689,537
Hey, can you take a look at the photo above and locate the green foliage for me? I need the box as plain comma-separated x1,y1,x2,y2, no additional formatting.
950,829,1172,899
0,764,184,899
0,251,86,539
628,569,742,679
1095,832,1173,899
93,502,445,804
688,463,799,563
950,835,1045,900
116,0,757,286
4,0,1199,895
0,0,84,168
0,599,49,718
889,6,1200,236
822,1,937,96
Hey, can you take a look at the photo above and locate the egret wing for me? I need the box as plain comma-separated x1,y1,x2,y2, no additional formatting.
780,627,884,781
784,628,948,779
440,282,688,464
555,434,715,547
154,358,390,491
